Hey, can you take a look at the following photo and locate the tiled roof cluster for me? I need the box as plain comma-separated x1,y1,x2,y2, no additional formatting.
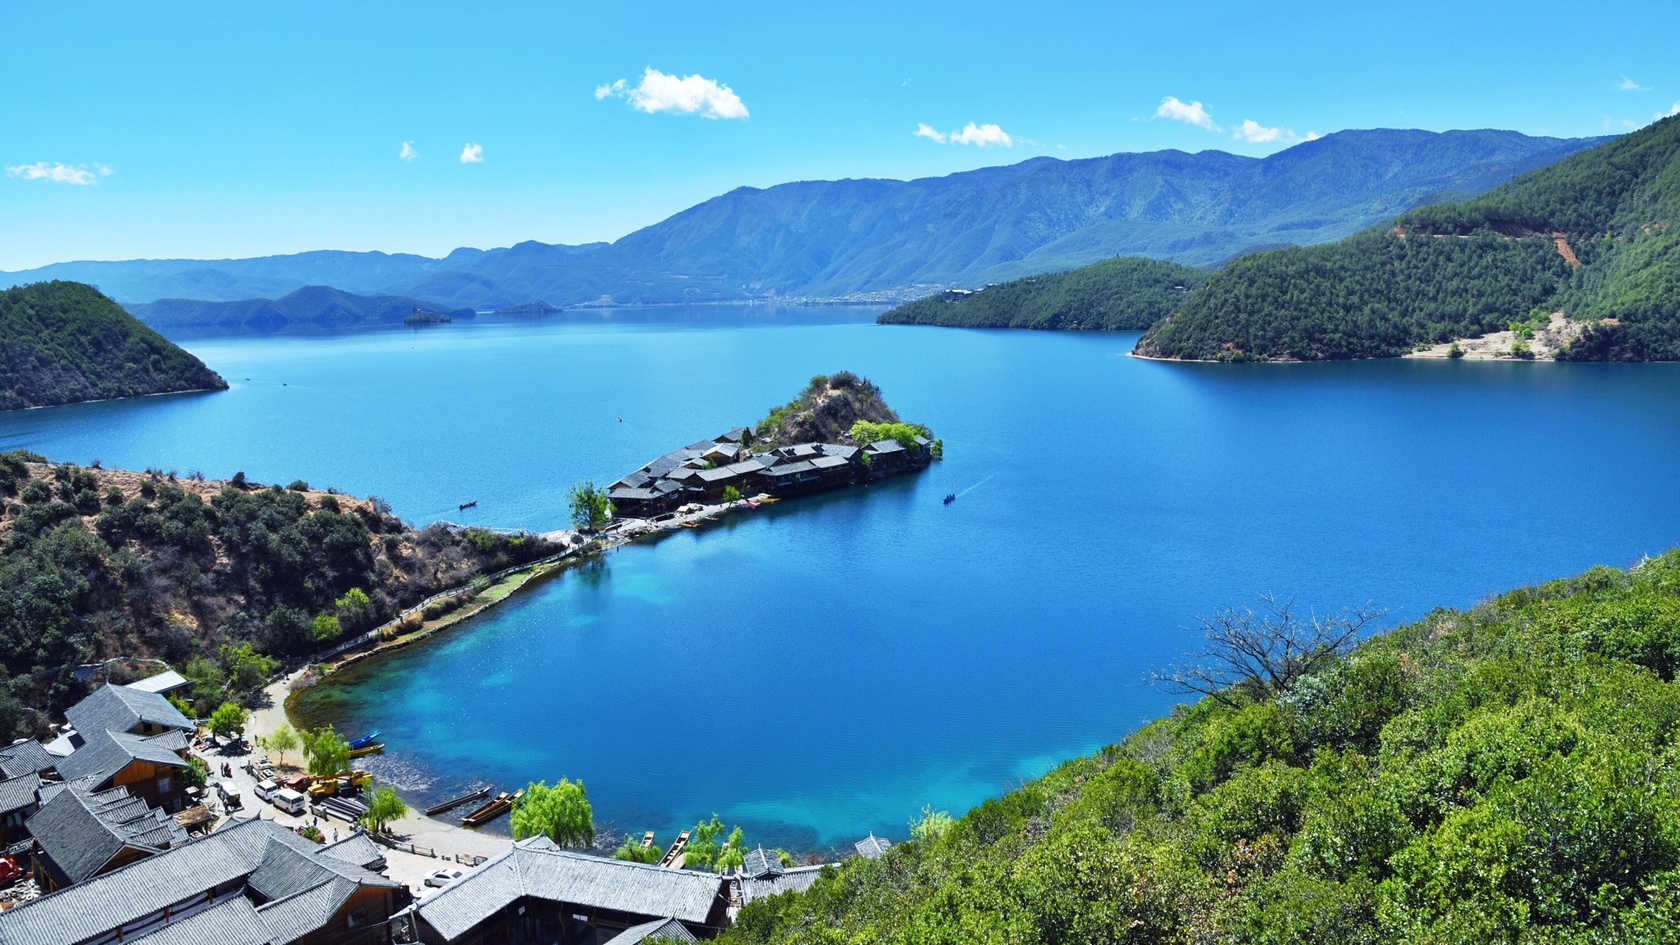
53,728,187,788
0,739,57,779
63,684,194,739
0,817,399,945
27,783,189,884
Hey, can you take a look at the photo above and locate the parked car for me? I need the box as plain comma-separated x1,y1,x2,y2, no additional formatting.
424,869,464,888
254,779,278,802
215,781,241,809
271,788,309,815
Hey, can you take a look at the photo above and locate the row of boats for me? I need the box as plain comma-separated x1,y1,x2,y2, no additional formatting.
425,786,525,827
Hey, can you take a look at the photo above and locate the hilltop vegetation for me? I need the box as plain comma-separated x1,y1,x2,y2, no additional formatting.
749,373,925,449
725,550,1680,944
1137,116,1680,361
0,281,226,410
0,454,556,731
878,257,1209,330
4,130,1604,306
128,285,477,334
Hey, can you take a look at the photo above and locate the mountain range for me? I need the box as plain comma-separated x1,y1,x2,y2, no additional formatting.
2,129,1608,311
128,285,477,332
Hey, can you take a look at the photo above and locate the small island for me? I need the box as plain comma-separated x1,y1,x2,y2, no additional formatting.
403,308,454,326
606,372,940,520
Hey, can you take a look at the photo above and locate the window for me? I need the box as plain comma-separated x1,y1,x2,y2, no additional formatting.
158,775,171,795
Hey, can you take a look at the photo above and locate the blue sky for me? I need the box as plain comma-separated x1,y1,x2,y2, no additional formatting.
3,0,1679,270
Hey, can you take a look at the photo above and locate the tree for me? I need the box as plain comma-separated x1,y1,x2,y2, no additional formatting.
723,485,742,503
717,826,746,872
208,701,248,739
1152,594,1386,706
614,835,663,864
567,482,614,531
910,804,953,843
511,779,594,848
259,722,301,767
303,726,350,776
336,587,373,633
312,613,343,643
684,814,738,872
184,756,209,789
358,781,408,834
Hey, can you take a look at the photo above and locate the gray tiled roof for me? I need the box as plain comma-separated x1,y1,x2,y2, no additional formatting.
26,788,162,885
741,846,781,880
124,670,191,696
610,916,698,944
255,876,360,942
126,896,276,945
416,843,726,941
0,816,395,945
54,728,187,787
0,739,57,779
853,834,893,859
865,440,905,455
320,831,386,871
0,774,40,816
739,865,828,904
64,684,193,738
809,455,849,470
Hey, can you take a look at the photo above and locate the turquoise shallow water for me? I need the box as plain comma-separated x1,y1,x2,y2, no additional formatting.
8,305,1680,851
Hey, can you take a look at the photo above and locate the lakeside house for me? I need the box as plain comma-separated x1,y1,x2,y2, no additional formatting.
608,429,932,519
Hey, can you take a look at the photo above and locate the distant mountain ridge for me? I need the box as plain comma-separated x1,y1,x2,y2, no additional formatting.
128,285,478,332
0,282,226,410
2,129,1610,308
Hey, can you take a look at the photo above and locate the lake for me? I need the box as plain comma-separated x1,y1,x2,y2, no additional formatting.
8,305,1680,852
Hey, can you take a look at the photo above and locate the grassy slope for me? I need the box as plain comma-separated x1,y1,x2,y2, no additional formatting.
1137,116,1680,361
0,281,227,409
877,257,1209,331
726,551,1680,944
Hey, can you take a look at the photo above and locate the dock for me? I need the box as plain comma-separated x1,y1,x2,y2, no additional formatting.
461,789,523,828
425,787,492,818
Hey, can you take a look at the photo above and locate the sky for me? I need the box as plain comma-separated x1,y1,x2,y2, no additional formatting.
4,0,1680,271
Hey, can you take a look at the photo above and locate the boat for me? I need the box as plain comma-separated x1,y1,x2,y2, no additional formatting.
461,788,524,828
943,493,956,505
744,500,761,509
657,830,691,868
347,732,380,750
682,521,699,528
640,831,656,849
425,787,492,818
347,742,384,758
459,500,478,510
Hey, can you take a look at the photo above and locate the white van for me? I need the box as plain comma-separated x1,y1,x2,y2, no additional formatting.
215,781,241,809
254,779,278,803
271,788,309,815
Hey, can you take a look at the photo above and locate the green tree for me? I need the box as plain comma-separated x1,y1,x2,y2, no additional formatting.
567,482,614,531
184,756,209,789
335,587,373,632
510,779,595,848
312,612,343,643
717,826,747,872
684,814,737,871
723,485,742,503
358,781,408,835
910,804,953,843
208,701,248,739
614,835,663,864
259,722,301,767
303,726,350,776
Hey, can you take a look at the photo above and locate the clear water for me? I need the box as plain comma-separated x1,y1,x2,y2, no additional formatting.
8,305,1680,852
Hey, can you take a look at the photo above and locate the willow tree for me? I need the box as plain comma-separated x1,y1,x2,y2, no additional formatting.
511,779,594,848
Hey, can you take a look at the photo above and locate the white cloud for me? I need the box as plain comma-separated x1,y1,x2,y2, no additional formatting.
1154,96,1220,132
952,122,1012,147
1619,75,1650,91
912,123,947,143
460,143,484,163
5,161,106,185
1659,102,1680,120
400,140,417,161
1233,119,1282,143
1304,131,1321,141
914,122,1014,147
596,68,748,120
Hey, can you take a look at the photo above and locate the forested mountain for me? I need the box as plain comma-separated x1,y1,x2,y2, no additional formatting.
128,285,478,332
0,281,226,410
0,456,558,731
878,257,1209,330
1136,115,1680,361
2,130,1604,307
724,551,1680,944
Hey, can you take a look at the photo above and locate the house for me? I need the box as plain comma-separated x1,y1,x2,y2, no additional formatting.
408,836,732,944
0,738,58,779
0,773,43,844
0,816,404,945
27,782,188,890
65,683,196,741
610,917,698,944
734,847,828,905
52,728,191,813
124,669,192,699
853,833,893,859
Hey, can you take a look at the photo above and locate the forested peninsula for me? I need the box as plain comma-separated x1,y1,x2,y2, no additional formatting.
0,454,558,732
1136,114,1680,361
877,257,1208,331
0,281,226,410
725,551,1680,944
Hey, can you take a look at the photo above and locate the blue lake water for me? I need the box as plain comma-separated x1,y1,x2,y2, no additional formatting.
8,305,1680,852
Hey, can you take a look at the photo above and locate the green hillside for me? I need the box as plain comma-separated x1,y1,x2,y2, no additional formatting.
724,551,1680,944
1136,116,1680,361
0,281,226,409
878,257,1209,330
